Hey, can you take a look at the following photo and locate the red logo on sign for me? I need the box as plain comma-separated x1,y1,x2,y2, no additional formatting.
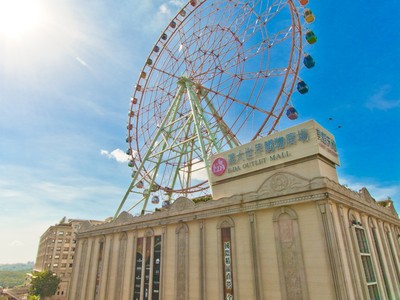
212,157,227,176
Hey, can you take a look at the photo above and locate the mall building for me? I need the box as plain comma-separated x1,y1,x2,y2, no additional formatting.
68,120,400,300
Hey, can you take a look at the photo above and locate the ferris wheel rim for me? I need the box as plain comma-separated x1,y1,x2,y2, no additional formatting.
123,0,313,212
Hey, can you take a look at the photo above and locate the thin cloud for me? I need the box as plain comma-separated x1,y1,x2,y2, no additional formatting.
340,176,399,202
365,85,400,111
8,240,24,247
159,4,171,15
100,148,130,163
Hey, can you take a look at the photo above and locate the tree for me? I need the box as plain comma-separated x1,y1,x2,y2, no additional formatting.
29,270,60,298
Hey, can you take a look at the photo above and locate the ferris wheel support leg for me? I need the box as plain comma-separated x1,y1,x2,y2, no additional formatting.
203,96,240,149
183,79,215,196
113,85,186,220
167,124,193,201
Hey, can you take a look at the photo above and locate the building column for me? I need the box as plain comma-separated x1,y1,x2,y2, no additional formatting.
199,221,206,300
85,237,101,300
81,238,94,299
249,213,263,300
67,238,83,300
98,234,112,300
74,239,89,300
317,200,349,300
122,231,135,299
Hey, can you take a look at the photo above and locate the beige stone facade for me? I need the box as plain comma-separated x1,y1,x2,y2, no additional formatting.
68,120,400,300
35,218,104,300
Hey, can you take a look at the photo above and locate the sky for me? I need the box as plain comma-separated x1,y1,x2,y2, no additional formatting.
0,0,399,264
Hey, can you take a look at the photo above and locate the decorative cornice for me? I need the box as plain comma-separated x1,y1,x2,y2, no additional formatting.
77,172,398,237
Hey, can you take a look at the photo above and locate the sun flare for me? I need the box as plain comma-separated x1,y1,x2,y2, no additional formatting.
0,0,44,38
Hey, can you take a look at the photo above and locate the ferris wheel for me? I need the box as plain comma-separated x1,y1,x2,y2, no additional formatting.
115,0,317,218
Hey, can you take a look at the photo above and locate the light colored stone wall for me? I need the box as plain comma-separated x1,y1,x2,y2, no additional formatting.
68,156,400,300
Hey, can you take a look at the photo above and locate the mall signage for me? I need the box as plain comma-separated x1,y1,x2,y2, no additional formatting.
210,120,339,182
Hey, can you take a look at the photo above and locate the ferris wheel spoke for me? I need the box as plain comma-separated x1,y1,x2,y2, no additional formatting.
151,66,181,82
240,67,295,80
206,88,272,116
241,26,293,61
257,0,289,24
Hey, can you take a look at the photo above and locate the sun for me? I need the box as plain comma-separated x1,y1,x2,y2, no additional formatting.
0,0,44,38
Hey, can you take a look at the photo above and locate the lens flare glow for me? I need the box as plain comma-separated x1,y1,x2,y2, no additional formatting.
0,0,44,38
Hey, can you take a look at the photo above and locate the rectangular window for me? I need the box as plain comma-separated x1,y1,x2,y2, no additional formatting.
132,236,162,300
355,227,380,300
144,238,151,300
133,238,144,300
152,236,162,300
221,228,234,300
58,231,64,235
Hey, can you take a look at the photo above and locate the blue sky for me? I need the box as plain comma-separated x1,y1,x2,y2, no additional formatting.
0,0,399,264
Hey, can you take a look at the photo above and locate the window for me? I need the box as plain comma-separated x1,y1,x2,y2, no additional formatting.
57,239,63,243
133,235,162,300
152,236,161,300
133,238,144,300
64,247,69,252
58,231,64,235
353,224,380,299
53,263,58,268
221,227,234,300
62,254,68,259
61,263,67,268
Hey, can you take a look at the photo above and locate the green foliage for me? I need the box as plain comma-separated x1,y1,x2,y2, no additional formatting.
29,270,60,298
0,269,31,288
192,195,212,203
28,295,41,300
